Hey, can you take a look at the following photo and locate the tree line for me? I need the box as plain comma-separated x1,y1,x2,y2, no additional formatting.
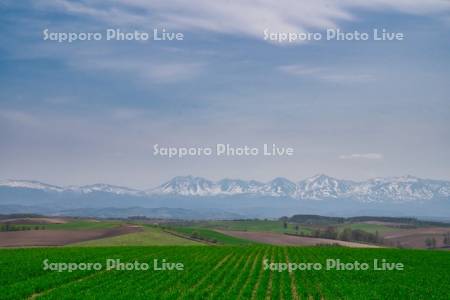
0,224,46,231
283,221,383,244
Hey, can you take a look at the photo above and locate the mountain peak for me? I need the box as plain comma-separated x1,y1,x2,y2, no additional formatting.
2,175,450,203
152,175,215,196
264,178,297,197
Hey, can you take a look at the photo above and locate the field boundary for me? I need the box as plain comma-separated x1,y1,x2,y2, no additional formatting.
162,229,215,245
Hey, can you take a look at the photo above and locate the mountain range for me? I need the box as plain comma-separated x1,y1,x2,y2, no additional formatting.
1,175,449,219
3,174,449,203
150,174,450,203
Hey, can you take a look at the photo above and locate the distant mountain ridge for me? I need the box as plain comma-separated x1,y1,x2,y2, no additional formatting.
2,174,450,203
150,174,450,203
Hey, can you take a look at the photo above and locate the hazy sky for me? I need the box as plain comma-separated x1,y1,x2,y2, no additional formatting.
1,0,450,188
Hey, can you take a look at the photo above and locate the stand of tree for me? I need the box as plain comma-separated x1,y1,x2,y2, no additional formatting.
280,215,345,225
280,214,450,227
426,232,450,249
0,224,46,231
443,232,450,246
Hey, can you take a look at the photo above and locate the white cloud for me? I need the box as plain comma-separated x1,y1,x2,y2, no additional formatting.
339,153,384,160
35,0,450,41
279,64,374,83
35,0,147,25
20,0,448,84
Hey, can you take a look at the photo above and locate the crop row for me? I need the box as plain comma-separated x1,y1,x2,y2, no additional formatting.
0,246,449,299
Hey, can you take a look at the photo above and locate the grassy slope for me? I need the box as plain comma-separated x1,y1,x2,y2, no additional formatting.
70,227,203,246
171,227,255,245
200,220,402,236
9,219,397,235
0,246,448,299
198,220,301,233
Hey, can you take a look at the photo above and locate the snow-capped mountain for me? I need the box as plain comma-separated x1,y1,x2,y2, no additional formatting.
149,176,297,197
0,180,64,192
262,177,298,197
217,179,265,195
68,184,143,196
350,176,450,203
1,175,450,219
0,180,141,196
1,175,450,203
150,174,350,198
150,176,218,196
150,175,450,203
297,174,354,200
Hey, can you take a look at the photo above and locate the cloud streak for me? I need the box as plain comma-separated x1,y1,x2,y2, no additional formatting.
278,64,374,83
33,0,450,41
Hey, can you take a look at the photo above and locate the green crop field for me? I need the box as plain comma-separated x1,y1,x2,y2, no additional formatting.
196,220,287,231
170,227,256,245
0,246,448,299
70,227,203,246
197,220,309,234
195,220,408,237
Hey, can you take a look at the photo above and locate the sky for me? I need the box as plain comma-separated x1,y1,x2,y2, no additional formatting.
0,0,450,189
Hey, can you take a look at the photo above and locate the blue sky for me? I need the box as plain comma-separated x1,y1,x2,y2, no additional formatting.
0,0,449,188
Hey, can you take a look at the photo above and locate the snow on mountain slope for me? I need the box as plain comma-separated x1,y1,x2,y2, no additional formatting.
262,177,298,197
0,180,64,192
150,174,450,203
150,176,218,196
0,180,141,196
217,179,265,195
151,176,298,197
2,175,450,203
297,174,354,200
68,184,143,196
350,176,437,203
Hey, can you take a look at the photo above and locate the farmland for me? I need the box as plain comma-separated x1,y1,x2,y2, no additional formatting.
217,230,380,248
71,226,203,247
166,218,450,249
194,220,307,234
0,218,120,230
0,224,142,247
168,227,256,245
0,216,449,298
0,246,449,299
2,216,450,249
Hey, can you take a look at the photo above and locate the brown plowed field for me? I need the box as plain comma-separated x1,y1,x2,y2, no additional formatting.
0,217,68,224
382,227,450,248
0,225,142,247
